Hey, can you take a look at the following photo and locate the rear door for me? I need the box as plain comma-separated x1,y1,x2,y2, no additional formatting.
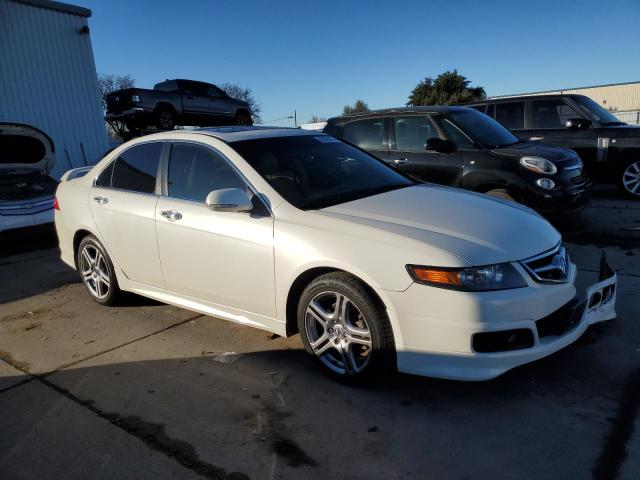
155,141,276,319
90,142,165,287
341,117,390,161
389,115,463,186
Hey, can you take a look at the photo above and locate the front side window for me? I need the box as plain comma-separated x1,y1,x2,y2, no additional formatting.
434,117,475,148
342,118,385,150
167,143,246,203
111,142,162,194
207,86,225,98
495,102,525,129
393,116,439,151
231,135,414,210
447,109,519,148
531,99,581,129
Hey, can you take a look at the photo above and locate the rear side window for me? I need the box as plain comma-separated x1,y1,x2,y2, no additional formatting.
342,118,385,150
531,99,580,128
95,161,115,187
111,142,162,194
393,116,439,151
495,102,525,129
167,143,246,203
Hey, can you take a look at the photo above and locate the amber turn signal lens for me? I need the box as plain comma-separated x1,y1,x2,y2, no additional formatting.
410,267,461,286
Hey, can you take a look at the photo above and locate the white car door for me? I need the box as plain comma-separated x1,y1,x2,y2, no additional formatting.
90,141,165,288
155,141,276,320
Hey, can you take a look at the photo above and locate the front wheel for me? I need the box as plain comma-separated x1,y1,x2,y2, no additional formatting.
619,160,640,198
155,109,176,130
297,272,395,381
77,235,122,306
485,188,517,203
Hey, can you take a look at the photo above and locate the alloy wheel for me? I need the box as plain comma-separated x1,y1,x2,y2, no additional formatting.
623,161,640,196
159,112,175,129
304,291,373,375
80,244,110,299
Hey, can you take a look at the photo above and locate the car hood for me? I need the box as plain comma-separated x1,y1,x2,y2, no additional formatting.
0,123,55,174
491,141,578,163
319,184,560,266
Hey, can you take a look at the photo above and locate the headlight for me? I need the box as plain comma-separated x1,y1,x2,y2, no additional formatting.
536,178,556,190
407,263,528,291
520,156,557,174
131,95,141,103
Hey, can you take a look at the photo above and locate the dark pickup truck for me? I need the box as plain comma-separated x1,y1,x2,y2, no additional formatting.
106,79,253,131
465,94,640,198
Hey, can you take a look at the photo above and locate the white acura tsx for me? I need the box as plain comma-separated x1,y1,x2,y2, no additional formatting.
54,127,617,381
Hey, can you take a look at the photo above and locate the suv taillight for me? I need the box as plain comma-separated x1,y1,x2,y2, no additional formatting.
53,196,59,210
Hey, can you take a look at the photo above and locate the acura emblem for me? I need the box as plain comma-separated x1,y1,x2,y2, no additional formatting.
551,253,567,276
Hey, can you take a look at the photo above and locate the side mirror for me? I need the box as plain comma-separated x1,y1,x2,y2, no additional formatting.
566,118,591,130
426,137,457,154
205,188,253,212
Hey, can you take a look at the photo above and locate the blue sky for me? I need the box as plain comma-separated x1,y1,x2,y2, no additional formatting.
82,0,640,126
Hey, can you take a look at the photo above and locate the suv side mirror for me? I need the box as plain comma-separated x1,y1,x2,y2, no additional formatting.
205,188,253,212
566,118,591,130
426,137,457,154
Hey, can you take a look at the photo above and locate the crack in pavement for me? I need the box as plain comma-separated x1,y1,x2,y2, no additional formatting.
592,369,640,480
0,313,251,480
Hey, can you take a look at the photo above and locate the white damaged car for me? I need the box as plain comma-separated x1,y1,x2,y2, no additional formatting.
54,127,617,381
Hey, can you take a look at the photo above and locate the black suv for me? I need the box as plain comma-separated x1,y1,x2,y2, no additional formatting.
465,94,640,198
324,107,591,214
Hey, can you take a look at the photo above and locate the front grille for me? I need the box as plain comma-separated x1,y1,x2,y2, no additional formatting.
521,244,570,284
536,297,585,338
571,172,587,185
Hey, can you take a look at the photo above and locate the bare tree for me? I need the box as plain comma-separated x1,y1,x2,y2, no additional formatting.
219,83,262,124
307,115,327,123
97,73,135,139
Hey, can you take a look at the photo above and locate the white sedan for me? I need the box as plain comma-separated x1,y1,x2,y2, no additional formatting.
54,127,617,381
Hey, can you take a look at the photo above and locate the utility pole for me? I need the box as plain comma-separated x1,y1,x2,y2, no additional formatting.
294,110,297,128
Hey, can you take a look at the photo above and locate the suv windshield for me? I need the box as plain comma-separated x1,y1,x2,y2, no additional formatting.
447,109,519,148
570,96,626,126
231,135,415,210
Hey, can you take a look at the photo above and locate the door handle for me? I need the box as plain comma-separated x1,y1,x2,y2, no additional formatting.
93,196,108,205
160,210,182,221
392,158,409,165
530,136,544,141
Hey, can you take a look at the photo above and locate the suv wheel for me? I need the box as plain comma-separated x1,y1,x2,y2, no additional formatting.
297,272,395,381
77,235,122,306
620,160,640,198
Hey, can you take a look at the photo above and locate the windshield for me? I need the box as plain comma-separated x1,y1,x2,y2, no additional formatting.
446,109,519,148
231,135,415,210
570,96,625,125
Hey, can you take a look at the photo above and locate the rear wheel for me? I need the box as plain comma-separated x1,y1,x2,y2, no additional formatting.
619,160,640,199
77,235,122,306
297,272,395,381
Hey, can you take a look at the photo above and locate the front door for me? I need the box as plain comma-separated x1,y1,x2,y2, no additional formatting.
389,115,463,186
90,142,165,287
155,141,276,319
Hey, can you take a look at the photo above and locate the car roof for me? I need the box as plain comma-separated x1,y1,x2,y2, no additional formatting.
153,126,323,143
327,106,471,123
461,93,589,105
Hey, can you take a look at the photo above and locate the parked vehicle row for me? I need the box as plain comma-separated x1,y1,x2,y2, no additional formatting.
464,94,640,198
105,79,253,132
54,127,617,382
324,107,592,213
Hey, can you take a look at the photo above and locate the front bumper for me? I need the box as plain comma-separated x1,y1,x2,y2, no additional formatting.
387,258,617,381
523,169,593,214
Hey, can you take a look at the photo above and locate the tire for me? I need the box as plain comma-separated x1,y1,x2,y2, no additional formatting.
155,108,177,130
76,235,122,306
618,160,640,199
297,272,395,381
485,188,517,203
234,110,253,126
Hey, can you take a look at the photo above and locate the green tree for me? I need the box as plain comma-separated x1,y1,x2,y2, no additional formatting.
342,99,370,115
407,70,486,106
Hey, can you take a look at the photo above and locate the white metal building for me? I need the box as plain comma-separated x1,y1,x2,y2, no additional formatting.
0,0,108,178
492,81,640,125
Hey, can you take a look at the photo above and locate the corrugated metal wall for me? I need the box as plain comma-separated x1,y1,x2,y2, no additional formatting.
0,0,108,178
